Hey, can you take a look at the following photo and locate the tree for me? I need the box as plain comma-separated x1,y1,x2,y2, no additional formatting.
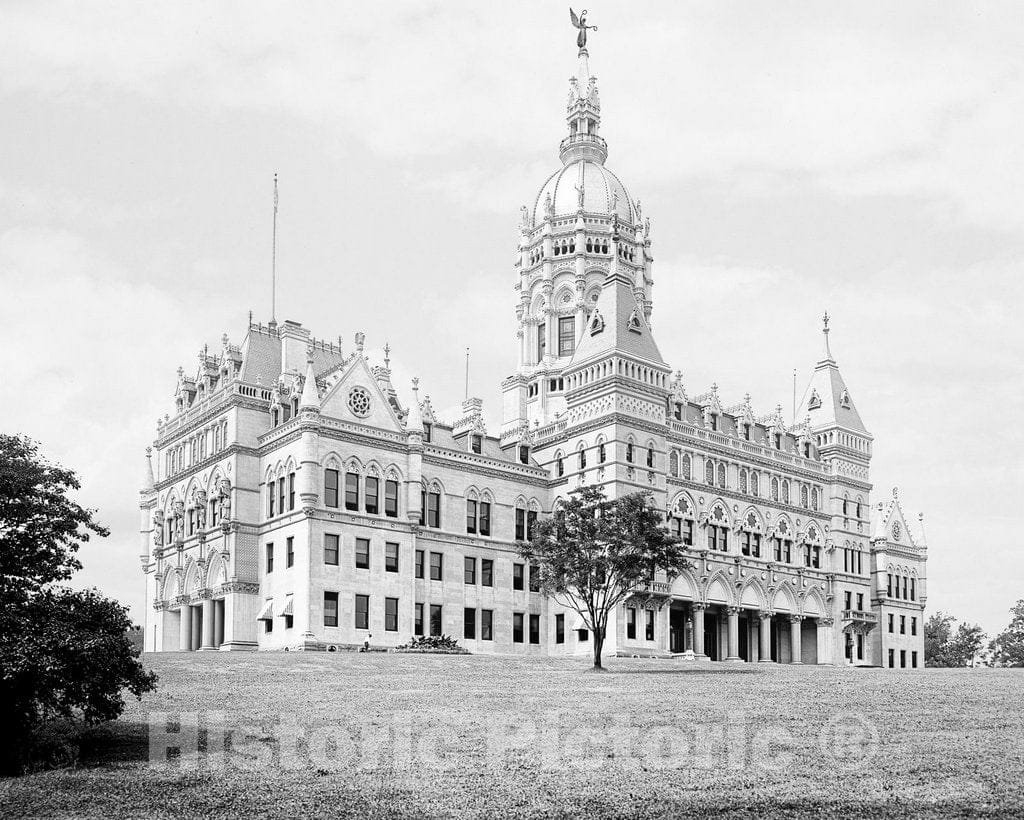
519,486,690,670
925,610,987,667
990,599,1024,667
924,612,954,667
0,435,157,774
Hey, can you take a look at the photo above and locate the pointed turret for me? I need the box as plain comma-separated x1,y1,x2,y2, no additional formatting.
406,377,424,436
299,349,320,411
568,271,665,369
141,446,155,494
797,312,869,436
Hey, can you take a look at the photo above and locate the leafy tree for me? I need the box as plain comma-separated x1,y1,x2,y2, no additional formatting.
519,486,689,670
0,435,157,774
990,599,1024,667
924,612,955,667
925,610,987,667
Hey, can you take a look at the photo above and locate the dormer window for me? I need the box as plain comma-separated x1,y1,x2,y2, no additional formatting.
743,423,751,441
709,413,718,431
673,403,682,421
775,433,782,450
518,445,529,465
471,434,482,454
422,423,432,442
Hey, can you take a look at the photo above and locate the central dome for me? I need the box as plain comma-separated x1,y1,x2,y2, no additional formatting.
532,159,636,225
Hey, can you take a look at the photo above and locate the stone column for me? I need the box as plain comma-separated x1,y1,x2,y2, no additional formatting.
179,604,192,651
692,604,707,657
817,617,835,665
684,612,693,652
748,617,760,662
726,606,742,661
214,600,225,648
789,615,804,664
190,605,201,652
200,598,215,650
759,612,774,662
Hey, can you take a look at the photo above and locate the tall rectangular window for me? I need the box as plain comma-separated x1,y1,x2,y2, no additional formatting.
286,536,294,568
900,649,907,668
268,484,275,518
464,607,476,640
385,542,399,573
355,538,370,569
888,613,894,633
324,469,339,508
627,608,637,640
324,533,339,566
481,558,493,587
278,477,286,518
466,499,477,534
513,563,524,591
266,543,274,573
481,609,493,641
887,573,893,597
911,617,917,636
426,492,440,528
344,473,359,511
385,597,399,632
513,612,524,643
910,578,916,600
429,551,443,581
464,556,476,584
645,609,655,641
537,322,546,361
558,316,575,357
415,549,424,579
429,604,442,636
323,591,338,627
900,615,906,634
529,613,540,644
414,603,424,636
528,563,540,593
288,472,295,510
384,480,399,518
515,508,525,541
355,594,369,630
471,434,482,454
479,502,491,536
365,477,379,515
888,648,895,668
555,613,565,644
856,593,864,610
912,651,918,668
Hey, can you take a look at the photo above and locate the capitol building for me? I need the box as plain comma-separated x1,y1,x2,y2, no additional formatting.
140,34,927,669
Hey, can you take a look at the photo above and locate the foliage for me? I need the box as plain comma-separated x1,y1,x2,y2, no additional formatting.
395,634,466,652
925,610,987,667
989,599,1024,667
0,435,157,774
519,486,688,669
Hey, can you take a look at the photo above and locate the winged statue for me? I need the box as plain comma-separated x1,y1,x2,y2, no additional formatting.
569,8,597,49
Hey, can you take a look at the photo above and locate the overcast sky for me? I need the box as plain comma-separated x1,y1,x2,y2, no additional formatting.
2,2,1021,637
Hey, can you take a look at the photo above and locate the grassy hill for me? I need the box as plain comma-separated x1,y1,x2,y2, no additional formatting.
1,653,1021,818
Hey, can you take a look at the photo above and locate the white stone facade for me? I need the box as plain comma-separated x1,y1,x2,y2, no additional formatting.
140,41,927,667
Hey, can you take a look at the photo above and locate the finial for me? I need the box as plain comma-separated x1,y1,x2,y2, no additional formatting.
248,310,253,326
821,310,834,360
222,333,229,348
306,345,314,365
412,376,419,394
355,332,365,353
146,446,152,458
744,392,751,404
893,487,899,499
822,310,830,332
711,382,718,393
674,370,683,381
569,8,597,51
384,342,391,369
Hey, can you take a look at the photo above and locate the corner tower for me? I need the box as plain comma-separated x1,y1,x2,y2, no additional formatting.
502,35,655,445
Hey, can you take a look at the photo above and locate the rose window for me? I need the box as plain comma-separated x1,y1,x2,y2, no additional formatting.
348,387,371,418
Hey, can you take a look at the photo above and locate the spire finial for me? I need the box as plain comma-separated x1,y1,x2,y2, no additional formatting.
271,173,279,325
821,310,834,361
384,342,391,369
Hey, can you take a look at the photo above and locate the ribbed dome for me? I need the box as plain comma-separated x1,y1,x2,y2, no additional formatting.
532,159,635,225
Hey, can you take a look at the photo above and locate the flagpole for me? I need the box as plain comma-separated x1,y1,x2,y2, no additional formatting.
271,173,278,325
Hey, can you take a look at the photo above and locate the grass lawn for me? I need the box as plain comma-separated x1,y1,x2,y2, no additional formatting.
2,653,1022,819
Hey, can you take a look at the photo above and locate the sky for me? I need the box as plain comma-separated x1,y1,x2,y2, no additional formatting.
1,1,1022,637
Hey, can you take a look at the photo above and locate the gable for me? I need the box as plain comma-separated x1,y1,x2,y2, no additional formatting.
320,356,405,433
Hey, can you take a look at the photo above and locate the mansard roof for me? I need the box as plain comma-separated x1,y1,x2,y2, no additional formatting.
796,316,869,435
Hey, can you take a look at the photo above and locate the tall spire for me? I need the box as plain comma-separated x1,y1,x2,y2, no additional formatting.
142,446,155,493
821,310,834,363
299,347,320,410
562,10,606,165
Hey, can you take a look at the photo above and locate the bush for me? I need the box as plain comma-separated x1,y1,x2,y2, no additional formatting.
395,634,467,652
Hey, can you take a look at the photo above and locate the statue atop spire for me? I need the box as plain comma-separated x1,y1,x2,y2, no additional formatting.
822,310,834,361
569,8,597,50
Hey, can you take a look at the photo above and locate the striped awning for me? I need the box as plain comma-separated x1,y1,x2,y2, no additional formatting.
256,599,274,621
280,597,294,617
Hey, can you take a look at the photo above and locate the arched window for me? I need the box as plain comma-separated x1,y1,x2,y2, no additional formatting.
739,469,748,494
707,503,730,552
771,477,780,502
781,480,790,505
811,487,819,511
751,471,759,497
670,496,695,546
669,450,679,478
578,447,587,470
800,485,809,509
705,459,715,484
681,453,691,480
647,446,655,468
717,462,727,488
626,442,634,463
598,440,607,463
555,453,564,478
741,511,762,558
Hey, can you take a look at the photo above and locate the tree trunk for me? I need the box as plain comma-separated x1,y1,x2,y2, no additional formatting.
593,625,604,669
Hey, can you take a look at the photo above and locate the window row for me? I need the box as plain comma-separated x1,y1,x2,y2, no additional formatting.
843,591,866,612
322,592,399,632
166,420,228,477
842,548,865,575
887,573,917,601
267,472,297,518
888,648,919,668
888,613,918,636
323,469,400,519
